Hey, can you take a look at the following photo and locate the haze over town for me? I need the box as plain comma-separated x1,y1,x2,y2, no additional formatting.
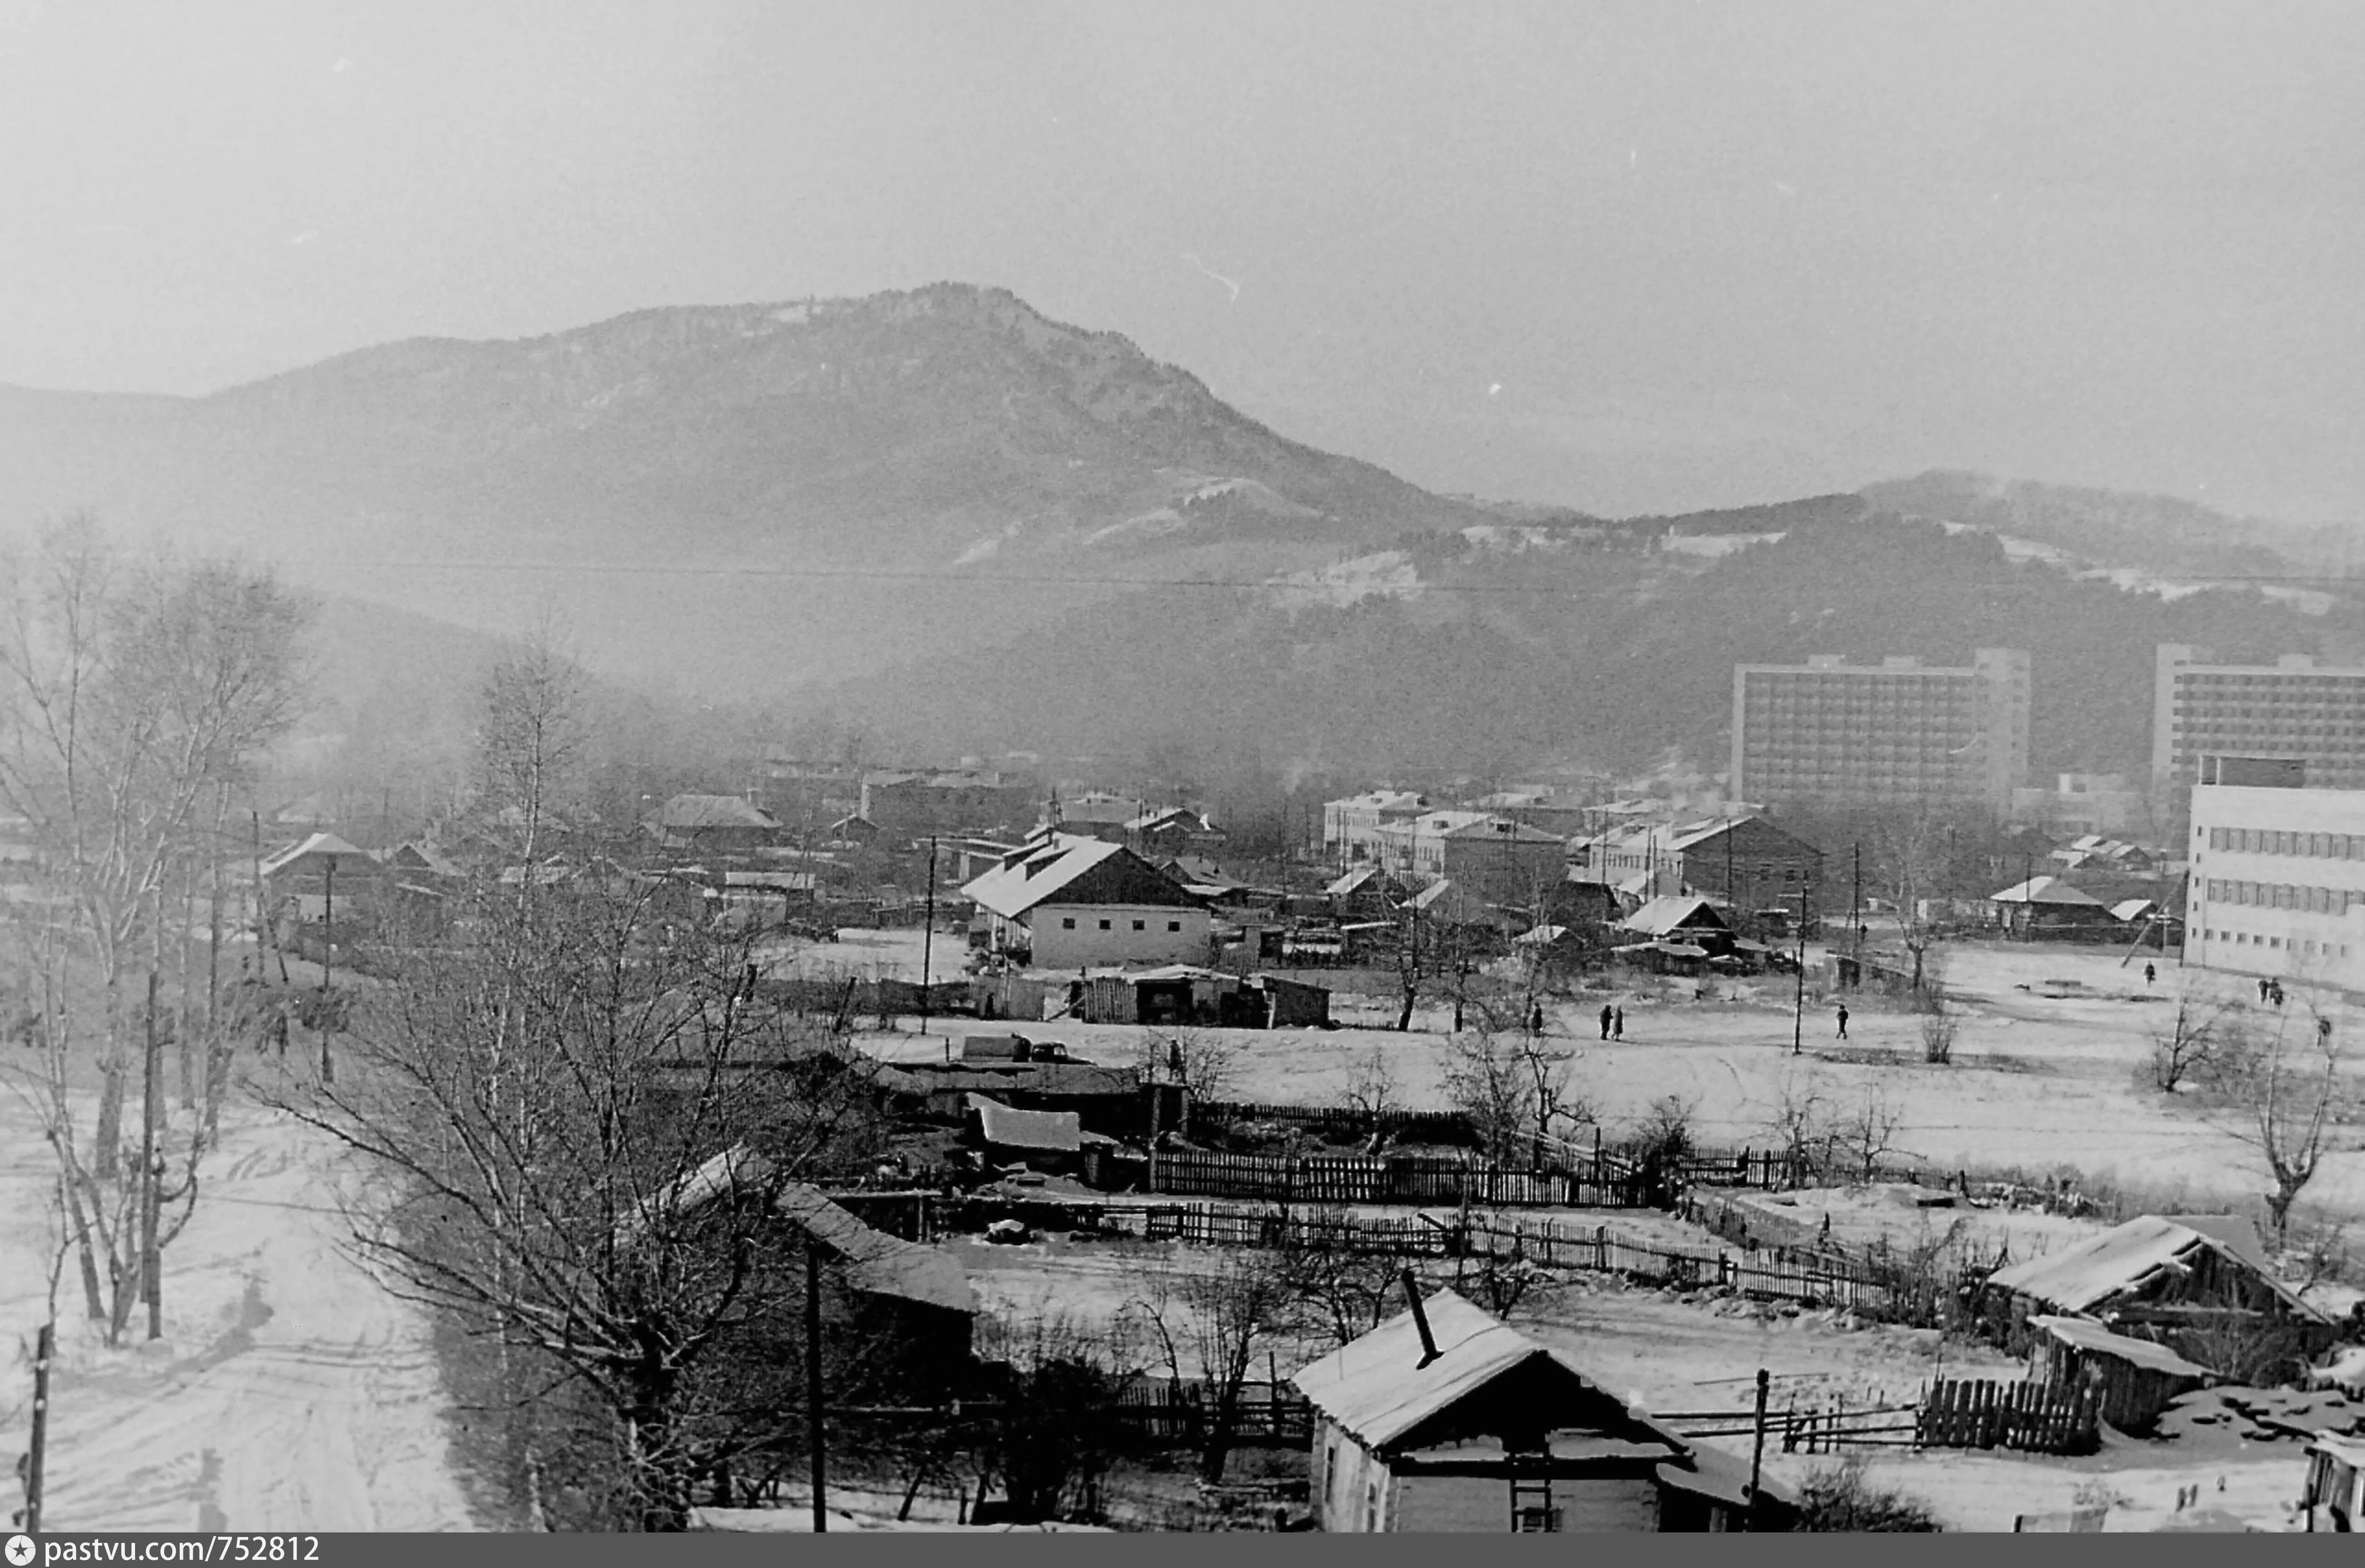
5,0,2365,1542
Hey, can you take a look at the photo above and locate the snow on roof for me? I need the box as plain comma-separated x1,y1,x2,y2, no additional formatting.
1619,895,1728,936
1325,866,1381,897
2028,1315,2213,1378
1291,1289,1682,1455
258,831,373,879
966,1094,1082,1153
2111,898,2160,922
1987,875,2106,907
2308,1432,2365,1468
1513,924,1570,946
774,1183,975,1315
961,832,1162,919
1987,1215,2325,1321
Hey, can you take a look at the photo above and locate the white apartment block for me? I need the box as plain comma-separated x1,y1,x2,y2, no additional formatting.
1323,790,1431,864
2185,782,2365,992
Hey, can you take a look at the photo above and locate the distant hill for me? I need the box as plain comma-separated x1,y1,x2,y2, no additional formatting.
802,499,2365,794
1860,471,2359,581
0,285,1494,698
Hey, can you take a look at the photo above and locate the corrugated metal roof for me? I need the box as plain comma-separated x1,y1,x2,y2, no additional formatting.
2029,1315,2213,1377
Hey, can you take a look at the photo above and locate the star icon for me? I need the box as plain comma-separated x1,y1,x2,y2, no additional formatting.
6,1532,36,1566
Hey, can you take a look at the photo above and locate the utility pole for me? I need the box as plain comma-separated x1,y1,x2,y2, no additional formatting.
142,971,162,1341
22,1318,52,1531
1745,1368,1770,1532
919,835,938,1036
1791,888,1810,1057
255,811,289,986
806,1240,827,1533
319,857,336,1085
1850,841,1862,957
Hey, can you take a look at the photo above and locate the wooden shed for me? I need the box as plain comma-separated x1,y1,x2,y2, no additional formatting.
1293,1288,1795,1533
2026,1314,2214,1436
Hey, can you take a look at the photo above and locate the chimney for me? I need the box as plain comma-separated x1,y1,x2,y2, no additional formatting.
1402,1270,1441,1368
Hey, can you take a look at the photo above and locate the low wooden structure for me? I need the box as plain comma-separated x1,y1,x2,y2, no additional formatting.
2303,1431,2365,1532
2026,1314,2214,1436
1294,1289,1797,1533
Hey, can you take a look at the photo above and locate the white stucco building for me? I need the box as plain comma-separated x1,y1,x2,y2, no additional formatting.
960,831,1210,971
2184,781,2365,991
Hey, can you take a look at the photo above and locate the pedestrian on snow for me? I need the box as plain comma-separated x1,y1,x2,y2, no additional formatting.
2271,979,2287,1007
1600,1004,1614,1040
1835,1004,1849,1039
2144,962,2156,988
2260,978,2272,1004
1528,1002,1545,1036
1612,1007,1625,1041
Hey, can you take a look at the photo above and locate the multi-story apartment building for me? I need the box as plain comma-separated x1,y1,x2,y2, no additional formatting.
1372,810,1566,903
2184,773,2365,992
1323,790,1432,865
1730,649,2031,815
2154,646,2365,834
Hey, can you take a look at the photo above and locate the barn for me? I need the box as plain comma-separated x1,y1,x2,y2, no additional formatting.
1293,1288,1795,1533
2025,1314,2214,1436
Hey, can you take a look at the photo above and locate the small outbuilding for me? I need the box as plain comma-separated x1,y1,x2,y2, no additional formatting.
2026,1314,2214,1436
1293,1288,1795,1533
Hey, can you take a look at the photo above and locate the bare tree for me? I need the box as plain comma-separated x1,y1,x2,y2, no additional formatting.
266,868,896,1528
2150,998,2237,1093
1870,813,1947,992
1124,1246,1297,1485
1340,1044,1398,1153
1837,1087,1905,1181
1136,1026,1238,1108
1442,1024,1532,1168
0,521,312,1341
1761,1077,1835,1189
2219,1002,2347,1244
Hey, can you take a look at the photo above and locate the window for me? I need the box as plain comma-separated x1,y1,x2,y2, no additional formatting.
1168,920,1182,932
1061,917,1076,929
1099,919,1111,930
1132,919,1145,931
1514,1506,1564,1533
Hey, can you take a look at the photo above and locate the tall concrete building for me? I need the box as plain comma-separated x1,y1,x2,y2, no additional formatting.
2184,774,2365,992
1729,649,2031,815
2153,646,2365,821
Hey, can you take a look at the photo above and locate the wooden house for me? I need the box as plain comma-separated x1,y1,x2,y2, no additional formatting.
1980,1214,2337,1375
2302,1432,2365,1532
1293,1289,1796,1533
2026,1314,2214,1436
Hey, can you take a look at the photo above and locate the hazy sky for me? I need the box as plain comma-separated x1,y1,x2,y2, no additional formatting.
2,1,2360,523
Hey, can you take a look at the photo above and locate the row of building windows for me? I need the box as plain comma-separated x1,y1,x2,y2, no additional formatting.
2202,880,2365,914
1058,917,1186,932
2200,930,2356,958
2205,828,2365,858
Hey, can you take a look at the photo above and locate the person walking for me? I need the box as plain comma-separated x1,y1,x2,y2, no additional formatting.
1599,1003,1614,1040
2260,977,2272,1004
1528,1001,1545,1037
1612,1006,1625,1041
1835,1003,1850,1040
2144,962,2156,988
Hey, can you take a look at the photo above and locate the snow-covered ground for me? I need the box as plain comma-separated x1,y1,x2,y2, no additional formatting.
0,1090,477,1532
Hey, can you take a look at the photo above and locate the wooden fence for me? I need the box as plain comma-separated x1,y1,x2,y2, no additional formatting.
1145,1150,1647,1209
1111,1378,1313,1447
1915,1378,2100,1456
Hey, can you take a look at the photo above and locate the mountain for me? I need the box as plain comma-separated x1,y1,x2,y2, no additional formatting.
1859,471,2359,581
0,285,1494,697
800,494,2365,807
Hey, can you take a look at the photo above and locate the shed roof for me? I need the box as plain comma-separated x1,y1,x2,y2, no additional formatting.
1619,895,1729,937
775,1183,975,1314
961,833,1198,919
2028,1315,2214,1377
258,831,373,879
1291,1289,1681,1455
966,1094,1082,1153
1987,1214,2325,1321
1988,875,2106,907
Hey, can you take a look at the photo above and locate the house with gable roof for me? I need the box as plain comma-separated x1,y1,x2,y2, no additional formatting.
960,831,1209,970
1293,1288,1795,1533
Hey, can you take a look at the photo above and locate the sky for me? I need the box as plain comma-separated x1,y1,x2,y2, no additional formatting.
0,0,2360,524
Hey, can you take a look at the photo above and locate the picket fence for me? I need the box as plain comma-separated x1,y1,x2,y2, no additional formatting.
1111,1378,1314,1447
1123,1201,1898,1315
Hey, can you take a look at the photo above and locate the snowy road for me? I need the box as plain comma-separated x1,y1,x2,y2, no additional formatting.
2,1095,478,1532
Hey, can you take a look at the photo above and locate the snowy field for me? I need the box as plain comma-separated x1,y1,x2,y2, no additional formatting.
834,933,2365,1223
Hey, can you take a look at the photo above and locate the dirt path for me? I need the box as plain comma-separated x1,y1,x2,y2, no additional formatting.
2,1096,478,1532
